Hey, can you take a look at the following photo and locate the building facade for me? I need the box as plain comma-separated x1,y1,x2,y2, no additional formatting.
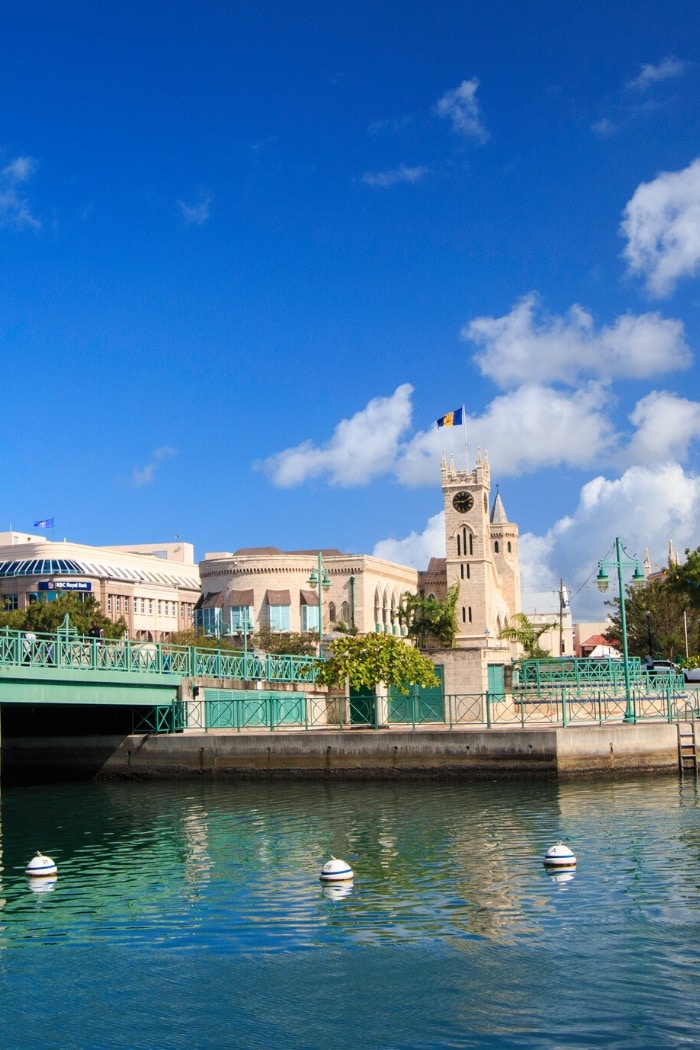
0,533,200,641
197,547,419,638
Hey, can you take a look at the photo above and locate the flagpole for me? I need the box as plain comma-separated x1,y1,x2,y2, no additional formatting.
462,405,468,471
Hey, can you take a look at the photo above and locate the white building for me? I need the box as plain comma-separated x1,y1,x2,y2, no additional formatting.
0,532,200,641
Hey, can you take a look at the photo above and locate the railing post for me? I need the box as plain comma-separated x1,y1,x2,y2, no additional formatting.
486,691,492,729
562,688,568,728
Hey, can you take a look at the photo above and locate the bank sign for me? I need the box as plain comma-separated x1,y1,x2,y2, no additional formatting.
38,580,92,592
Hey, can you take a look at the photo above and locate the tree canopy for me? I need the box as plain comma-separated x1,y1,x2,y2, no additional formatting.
604,575,700,662
498,612,557,659
0,592,125,637
315,633,439,694
398,584,459,648
666,547,700,611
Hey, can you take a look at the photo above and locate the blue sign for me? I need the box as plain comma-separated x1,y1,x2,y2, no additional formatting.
38,580,92,591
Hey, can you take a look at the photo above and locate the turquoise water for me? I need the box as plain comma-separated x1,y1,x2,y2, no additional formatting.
0,775,699,1048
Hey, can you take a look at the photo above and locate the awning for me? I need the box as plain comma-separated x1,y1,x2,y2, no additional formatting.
266,589,291,606
195,591,223,610
299,589,319,606
229,589,254,606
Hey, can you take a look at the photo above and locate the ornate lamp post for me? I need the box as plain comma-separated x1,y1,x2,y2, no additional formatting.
596,537,645,723
308,552,330,657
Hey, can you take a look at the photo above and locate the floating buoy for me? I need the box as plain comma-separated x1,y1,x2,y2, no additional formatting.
25,852,57,877
320,856,354,882
543,842,576,869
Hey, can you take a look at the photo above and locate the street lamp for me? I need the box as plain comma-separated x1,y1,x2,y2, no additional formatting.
596,537,645,723
308,552,330,657
645,609,653,658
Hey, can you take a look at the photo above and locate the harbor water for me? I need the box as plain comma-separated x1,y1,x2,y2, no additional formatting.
0,775,699,1048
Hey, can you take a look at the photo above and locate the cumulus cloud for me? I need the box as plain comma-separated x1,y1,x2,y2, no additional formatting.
179,190,212,226
0,154,40,230
395,383,616,486
627,56,688,93
361,164,429,188
623,391,700,466
373,511,446,569
523,462,700,618
434,78,488,142
259,384,414,488
132,446,177,487
621,158,700,297
463,293,690,387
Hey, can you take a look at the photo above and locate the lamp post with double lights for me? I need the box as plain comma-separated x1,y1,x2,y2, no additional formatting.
308,552,331,657
596,537,645,723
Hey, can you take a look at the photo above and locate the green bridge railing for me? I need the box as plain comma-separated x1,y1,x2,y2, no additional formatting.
0,626,320,685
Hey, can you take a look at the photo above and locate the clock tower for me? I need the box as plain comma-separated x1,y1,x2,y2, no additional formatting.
441,449,520,646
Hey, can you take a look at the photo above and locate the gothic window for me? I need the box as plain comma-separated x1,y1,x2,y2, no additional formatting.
461,606,466,623
341,600,350,623
328,601,337,623
469,607,473,623
494,541,500,554
469,533,473,556
457,534,461,557
460,564,464,579
507,541,512,553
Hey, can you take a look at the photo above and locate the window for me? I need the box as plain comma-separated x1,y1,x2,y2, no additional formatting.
469,607,473,622
148,599,153,614
158,600,162,615
107,595,113,612
494,541,499,554
116,596,121,613
268,604,290,631
328,601,336,623
469,534,473,555
124,597,129,613
341,601,350,624
301,604,320,632
230,606,253,630
460,564,464,579
2,594,18,610
141,598,145,613
507,541,512,553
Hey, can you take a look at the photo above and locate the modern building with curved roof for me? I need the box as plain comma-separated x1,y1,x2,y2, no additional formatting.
0,532,200,641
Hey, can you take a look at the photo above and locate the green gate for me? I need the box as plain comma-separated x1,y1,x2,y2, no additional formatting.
487,663,505,702
349,685,376,725
389,666,445,723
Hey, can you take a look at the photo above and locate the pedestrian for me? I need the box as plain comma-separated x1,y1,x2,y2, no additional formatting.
23,625,37,663
87,620,104,643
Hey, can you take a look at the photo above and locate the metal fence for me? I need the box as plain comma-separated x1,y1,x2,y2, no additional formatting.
134,684,694,734
0,626,320,684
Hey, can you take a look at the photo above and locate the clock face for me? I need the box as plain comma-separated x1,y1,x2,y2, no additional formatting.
453,490,474,513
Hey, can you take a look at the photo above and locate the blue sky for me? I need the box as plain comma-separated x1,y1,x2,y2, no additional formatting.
3,0,700,619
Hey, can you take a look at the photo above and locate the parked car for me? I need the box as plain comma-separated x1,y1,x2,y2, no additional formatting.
682,666,700,683
643,658,679,675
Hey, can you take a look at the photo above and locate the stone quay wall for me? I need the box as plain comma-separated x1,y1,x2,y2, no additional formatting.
2,723,680,781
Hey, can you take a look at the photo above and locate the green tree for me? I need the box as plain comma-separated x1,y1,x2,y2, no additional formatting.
316,633,439,694
498,612,557,659
398,584,459,649
253,627,318,657
667,547,700,610
167,628,240,650
604,576,699,661
0,592,125,637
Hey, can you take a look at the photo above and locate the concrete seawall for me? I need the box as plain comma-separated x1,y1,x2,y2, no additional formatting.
2,723,681,780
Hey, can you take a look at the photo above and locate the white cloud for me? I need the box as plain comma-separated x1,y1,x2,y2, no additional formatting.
132,446,177,487
361,164,429,188
623,391,700,466
627,57,687,93
179,190,212,226
0,154,40,230
259,384,414,488
463,293,690,387
396,383,616,486
434,78,488,142
520,462,700,619
2,156,36,183
373,511,446,569
621,158,700,297
591,117,616,138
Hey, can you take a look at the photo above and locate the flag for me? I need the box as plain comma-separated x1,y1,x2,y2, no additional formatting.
436,407,463,428
34,518,54,529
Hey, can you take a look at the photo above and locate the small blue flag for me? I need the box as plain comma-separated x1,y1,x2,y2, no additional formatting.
436,407,463,428
34,518,54,529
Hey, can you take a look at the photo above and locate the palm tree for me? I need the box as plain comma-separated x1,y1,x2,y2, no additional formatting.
498,613,557,659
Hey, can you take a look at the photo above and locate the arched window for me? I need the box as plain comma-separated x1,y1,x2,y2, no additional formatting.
462,606,466,623
328,601,336,623
494,541,499,554
341,600,350,623
468,607,473,622
469,533,473,555
507,541,512,553
457,533,461,557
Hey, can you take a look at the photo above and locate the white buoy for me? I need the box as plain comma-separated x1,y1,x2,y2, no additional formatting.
320,856,354,882
543,842,576,869
25,852,57,877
